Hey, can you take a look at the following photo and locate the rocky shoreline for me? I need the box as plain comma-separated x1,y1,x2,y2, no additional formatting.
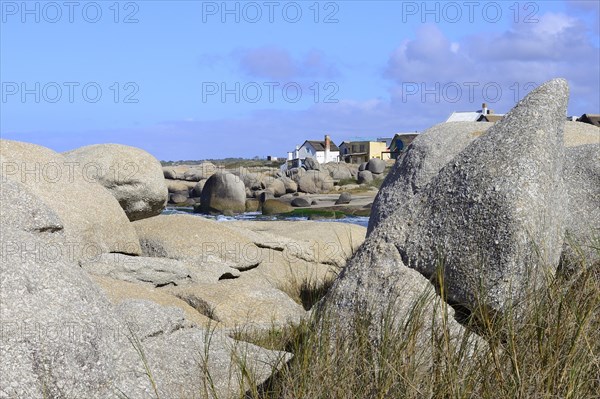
0,136,366,398
1,78,598,398
163,157,387,217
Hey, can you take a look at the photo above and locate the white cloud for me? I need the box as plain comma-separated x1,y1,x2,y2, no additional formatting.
385,12,599,115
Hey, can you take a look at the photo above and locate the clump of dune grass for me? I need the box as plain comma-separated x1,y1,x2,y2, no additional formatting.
236,250,600,399
275,227,359,311
276,274,337,312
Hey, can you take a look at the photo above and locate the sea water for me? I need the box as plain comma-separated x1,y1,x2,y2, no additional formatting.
162,208,369,228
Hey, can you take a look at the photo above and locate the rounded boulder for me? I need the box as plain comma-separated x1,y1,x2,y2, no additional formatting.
366,158,386,174
200,172,246,214
1,140,141,256
64,143,168,221
291,197,311,207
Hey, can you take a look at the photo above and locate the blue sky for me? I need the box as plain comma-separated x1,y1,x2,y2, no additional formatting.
1,0,599,160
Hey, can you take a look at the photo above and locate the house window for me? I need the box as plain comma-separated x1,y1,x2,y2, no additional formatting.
359,144,365,152
352,145,357,153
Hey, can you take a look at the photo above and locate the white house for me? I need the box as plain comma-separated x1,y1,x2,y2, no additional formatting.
446,103,504,122
285,135,340,169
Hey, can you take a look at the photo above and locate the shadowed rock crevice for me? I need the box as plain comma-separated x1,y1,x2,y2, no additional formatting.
218,272,240,280
174,293,220,322
235,262,261,272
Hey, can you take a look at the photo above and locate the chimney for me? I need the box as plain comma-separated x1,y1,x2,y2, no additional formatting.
482,103,488,115
287,151,293,161
324,135,331,162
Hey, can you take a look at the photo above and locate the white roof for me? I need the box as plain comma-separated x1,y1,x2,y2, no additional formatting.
446,111,482,122
394,132,419,136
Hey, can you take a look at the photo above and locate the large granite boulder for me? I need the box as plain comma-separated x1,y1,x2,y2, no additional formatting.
162,165,188,180
0,140,141,258
287,167,306,182
191,179,206,197
368,122,491,234
373,79,568,313
200,172,246,214
323,79,572,357
321,234,483,358
560,144,600,273
335,192,352,205
298,170,334,193
162,166,178,179
0,149,313,399
0,228,139,399
63,143,168,221
369,119,595,235
0,188,139,397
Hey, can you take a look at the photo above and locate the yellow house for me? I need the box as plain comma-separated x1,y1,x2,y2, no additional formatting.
340,140,390,164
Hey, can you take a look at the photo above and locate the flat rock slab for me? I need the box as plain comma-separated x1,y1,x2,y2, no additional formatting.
133,214,262,274
168,272,307,330
226,220,366,267
92,275,215,328
81,253,194,287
